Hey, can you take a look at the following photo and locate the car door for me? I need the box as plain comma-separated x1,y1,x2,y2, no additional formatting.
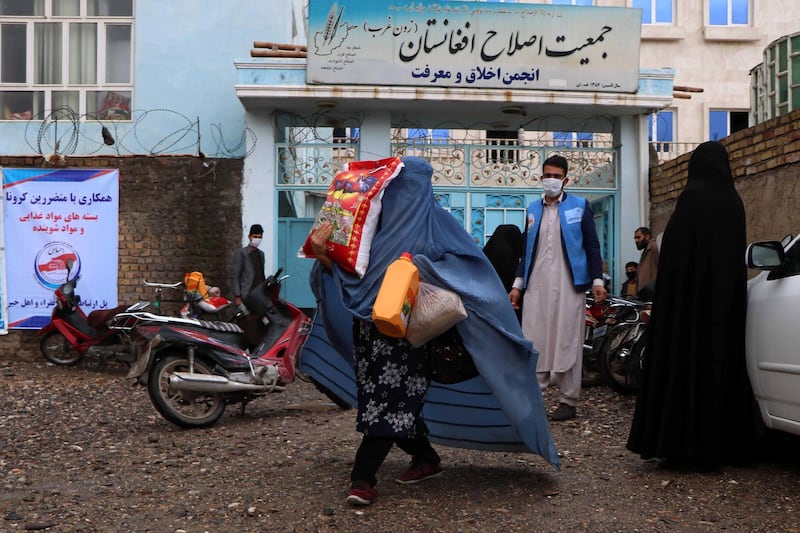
746,234,800,435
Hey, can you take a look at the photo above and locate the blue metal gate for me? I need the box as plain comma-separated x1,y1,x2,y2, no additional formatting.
275,139,619,306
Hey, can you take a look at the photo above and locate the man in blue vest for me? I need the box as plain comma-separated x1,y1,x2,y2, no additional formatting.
509,155,606,421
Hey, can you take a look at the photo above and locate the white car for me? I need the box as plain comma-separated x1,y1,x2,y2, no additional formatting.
746,234,800,437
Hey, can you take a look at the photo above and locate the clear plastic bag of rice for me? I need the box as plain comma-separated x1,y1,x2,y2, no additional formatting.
406,281,467,348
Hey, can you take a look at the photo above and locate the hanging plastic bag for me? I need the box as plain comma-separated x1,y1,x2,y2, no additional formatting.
405,281,467,348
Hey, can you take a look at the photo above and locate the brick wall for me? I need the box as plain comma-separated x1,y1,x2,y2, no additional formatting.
1,155,243,361
648,108,800,245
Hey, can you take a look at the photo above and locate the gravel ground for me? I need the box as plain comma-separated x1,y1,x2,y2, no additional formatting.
2,358,800,533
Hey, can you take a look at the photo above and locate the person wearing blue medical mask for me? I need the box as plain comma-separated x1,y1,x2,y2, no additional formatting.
509,155,606,422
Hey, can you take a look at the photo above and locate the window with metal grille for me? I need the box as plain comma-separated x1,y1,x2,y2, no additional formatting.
486,130,518,163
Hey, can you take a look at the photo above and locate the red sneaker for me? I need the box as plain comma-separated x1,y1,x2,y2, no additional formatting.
395,462,443,484
346,481,378,506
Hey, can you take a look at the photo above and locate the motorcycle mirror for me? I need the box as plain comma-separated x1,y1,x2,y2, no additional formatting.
64,258,81,285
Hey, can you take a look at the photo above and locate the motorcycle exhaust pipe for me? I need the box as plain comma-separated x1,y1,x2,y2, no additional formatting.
167,372,285,393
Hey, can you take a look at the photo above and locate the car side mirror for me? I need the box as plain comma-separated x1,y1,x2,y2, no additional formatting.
746,241,786,270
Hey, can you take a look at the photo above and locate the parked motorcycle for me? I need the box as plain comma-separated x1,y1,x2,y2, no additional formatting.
127,268,345,428
582,293,610,387
38,259,150,366
598,295,651,395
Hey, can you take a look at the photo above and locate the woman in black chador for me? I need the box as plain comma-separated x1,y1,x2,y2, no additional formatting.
483,224,523,322
627,141,755,470
482,224,523,292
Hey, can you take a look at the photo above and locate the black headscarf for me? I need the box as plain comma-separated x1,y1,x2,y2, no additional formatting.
482,224,523,292
627,141,755,468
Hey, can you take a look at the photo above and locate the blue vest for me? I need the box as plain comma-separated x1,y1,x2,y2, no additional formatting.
522,194,591,289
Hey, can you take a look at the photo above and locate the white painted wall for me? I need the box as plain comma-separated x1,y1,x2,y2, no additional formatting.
358,112,392,160
615,114,647,270
242,112,277,260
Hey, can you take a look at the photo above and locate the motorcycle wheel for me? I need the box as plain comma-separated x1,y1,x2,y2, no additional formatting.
148,353,226,428
40,331,82,366
629,330,647,389
581,346,603,387
599,329,640,395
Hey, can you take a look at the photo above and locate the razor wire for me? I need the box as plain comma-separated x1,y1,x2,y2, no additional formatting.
23,107,256,159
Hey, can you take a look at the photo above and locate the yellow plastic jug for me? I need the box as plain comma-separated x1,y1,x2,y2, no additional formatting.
372,252,419,338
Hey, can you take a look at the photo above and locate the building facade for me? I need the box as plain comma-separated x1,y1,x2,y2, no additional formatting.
235,0,800,303
236,1,676,306
0,0,286,158
628,0,800,159
0,0,675,309
1,0,797,354
8,0,793,313
0,0,286,339
434,0,800,158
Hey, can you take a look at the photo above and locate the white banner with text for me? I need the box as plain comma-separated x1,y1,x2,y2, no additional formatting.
2,168,119,329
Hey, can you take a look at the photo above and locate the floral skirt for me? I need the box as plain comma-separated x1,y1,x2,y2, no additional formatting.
353,319,431,439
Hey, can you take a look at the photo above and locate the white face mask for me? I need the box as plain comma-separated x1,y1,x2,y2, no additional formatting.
542,178,564,198
249,238,262,248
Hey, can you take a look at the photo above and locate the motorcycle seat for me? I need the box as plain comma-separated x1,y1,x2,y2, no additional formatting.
194,319,244,334
193,296,232,312
87,304,131,329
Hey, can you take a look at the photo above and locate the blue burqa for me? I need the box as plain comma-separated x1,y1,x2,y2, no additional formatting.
301,156,559,471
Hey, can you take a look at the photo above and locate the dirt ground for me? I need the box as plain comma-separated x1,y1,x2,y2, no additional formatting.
2,358,800,533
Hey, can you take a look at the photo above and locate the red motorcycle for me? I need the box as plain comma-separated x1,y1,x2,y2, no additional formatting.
127,268,345,428
38,259,149,366
582,292,610,387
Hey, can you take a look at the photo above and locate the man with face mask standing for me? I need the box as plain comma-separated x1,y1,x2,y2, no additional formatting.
620,261,639,298
231,223,266,309
509,155,606,421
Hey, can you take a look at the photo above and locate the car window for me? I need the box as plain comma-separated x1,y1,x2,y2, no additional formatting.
767,239,800,280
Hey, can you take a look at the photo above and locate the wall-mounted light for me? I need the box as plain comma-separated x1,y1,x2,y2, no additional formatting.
500,105,526,116
316,101,337,109
101,126,115,146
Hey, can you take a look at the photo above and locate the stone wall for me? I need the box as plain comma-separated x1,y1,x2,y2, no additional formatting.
649,108,800,244
1,155,243,361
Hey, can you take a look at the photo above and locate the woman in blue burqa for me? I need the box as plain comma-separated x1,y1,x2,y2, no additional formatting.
306,156,558,506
